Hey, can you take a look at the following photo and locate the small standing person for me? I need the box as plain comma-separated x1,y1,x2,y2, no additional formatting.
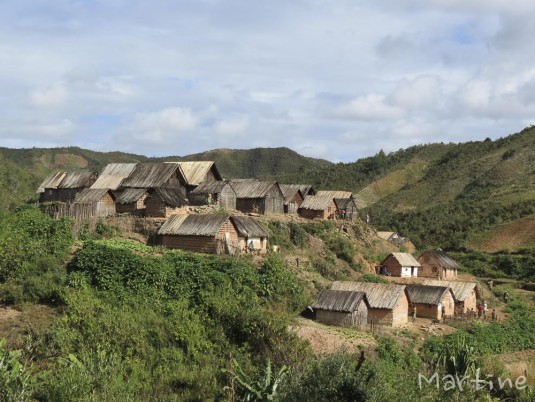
503,291,509,304
412,306,417,322
483,301,487,319
491,309,497,321
441,304,446,323
207,193,213,205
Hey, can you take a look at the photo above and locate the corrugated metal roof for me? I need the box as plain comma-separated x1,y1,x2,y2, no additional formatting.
406,285,450,305
58,171,97,189
190,180,232,195
311,290,367,312
121,163,181,188
299,195,334,210
423,280,476,302
74,188,111,203
37,171,67,192
316,190,353,199
176,161,221,185
153,188,188,207
387,253,421,267
331,281,406,309
231,216,268,237
116,188,148,204
91,163,138,190
157,214,229,236
420,250,460,270
230,180,281,198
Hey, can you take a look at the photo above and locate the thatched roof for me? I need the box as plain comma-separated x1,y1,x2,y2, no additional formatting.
176,162,222,186
91,163,138,190
73,188,113,203
37,171,67,192
57,171,96,189
121,163,182,188
334,198,357,210
299,195,334,210
331,281,406,309
279,184,303,204
115,188,148,204
316,190,353,199
190,180,233,195
423,280,476,302
419,250,460,270
152,188,188,207
230,180,281,198
158,214,230,236
377,231,396,240
232,216,268,238
311,290,367,313
384,253,421,267
406,285,451,305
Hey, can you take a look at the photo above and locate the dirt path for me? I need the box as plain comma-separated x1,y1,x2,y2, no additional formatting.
0,304,59,347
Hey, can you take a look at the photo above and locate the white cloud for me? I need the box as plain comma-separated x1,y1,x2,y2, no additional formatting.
333,94,405,121
214,116,250,136
30,84,68,107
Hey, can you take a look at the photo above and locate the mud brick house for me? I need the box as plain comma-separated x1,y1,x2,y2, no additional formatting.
189,180,237,210
379,252,421,277
311,290,369,328
144,188,189,218
115,188,150,215
230,180,284,215
334,198,359,221
158,214,239,255
298,195,337,220
423,280,477,314
418,249,459,279
38,171,97,203
232,216,269,253
406,284,455,319
331,282,408,327
279,185,305,214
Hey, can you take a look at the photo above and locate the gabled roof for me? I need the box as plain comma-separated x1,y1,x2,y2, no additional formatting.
377,231,396,240
423,280,476,302
316,190,353,199
74,188,113,203
331,281,406,309
115,188,148,204
406,285,451,305
37,171,68,192
299,195,334,210
176,161,222,186
91,163,138,190
58,171,96,189
419,250,460,270
384,252,421,267
121,163,182,188
279,184,304,204
157,214,230,236
311,290,367,313
231,216,268,238
152,188,189,207
334,198,357,210
190,180,234,195
230,180,282,198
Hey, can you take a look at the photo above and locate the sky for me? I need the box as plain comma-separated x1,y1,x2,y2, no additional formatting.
1,0,535,162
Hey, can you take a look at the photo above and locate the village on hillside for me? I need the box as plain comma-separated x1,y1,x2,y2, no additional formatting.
36,161,490,331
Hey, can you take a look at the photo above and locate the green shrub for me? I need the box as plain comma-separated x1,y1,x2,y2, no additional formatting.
358,273,387,283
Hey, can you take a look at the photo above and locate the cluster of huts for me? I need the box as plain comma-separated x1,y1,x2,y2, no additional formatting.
311,249,478,328
37,161,362,254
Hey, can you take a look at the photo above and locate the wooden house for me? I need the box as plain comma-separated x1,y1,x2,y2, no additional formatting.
189,180,237,210
423,280,477,315
38,171,97,203
232,216,269,253
331,281,408,327
144,188,189,218
90,163,138,192
418,249,459,279
377,231,416,253
158,214,239,255
73,188,116,217
379,252,421,277
311,290,368,328
298,195,337,220
115,188,149,215
315,190,353,199
175,161,222,191
334,198,359,221
279,185,305,214
406,284,455,319
230,180,284,215
121,163,188,197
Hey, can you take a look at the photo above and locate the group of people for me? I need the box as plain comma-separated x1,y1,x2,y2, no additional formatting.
467,301,497,321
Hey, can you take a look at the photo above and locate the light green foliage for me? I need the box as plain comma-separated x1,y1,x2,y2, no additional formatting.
358,273,387,283
0,339,39,402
